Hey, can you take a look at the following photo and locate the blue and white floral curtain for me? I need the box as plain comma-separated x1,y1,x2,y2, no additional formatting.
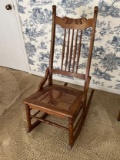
18,0,120,93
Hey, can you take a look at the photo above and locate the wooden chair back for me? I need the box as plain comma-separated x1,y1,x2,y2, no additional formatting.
49,5,98,85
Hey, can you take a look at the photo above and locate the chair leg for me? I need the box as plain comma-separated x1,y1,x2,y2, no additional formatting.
117,111,120,121
87,89,94,108
84,89,94,118
25,105,49,132
25,105,41,132
25,104,32,132
68,117,74,149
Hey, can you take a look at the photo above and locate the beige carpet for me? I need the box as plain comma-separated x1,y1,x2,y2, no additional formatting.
0,66,120,160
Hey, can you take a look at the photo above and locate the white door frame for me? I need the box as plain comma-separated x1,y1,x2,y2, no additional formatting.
12,0,30,73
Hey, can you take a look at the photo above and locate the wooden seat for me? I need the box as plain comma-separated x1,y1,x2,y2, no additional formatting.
24,84,84,118
23,5,98,149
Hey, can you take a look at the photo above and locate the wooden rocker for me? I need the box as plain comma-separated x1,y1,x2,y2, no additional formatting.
23,5,98,149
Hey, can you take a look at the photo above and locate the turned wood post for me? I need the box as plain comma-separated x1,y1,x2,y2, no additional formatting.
25,105,31,132
68,117,74,148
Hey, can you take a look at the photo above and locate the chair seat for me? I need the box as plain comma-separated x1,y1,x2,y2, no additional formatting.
24,84,84,118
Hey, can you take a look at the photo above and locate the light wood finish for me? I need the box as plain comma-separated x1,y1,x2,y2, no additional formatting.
23,5,98,149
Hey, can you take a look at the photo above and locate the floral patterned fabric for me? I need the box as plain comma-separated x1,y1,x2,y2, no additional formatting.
17,0,120,93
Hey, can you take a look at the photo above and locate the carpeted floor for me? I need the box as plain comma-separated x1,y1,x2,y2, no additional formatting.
0,66,120,160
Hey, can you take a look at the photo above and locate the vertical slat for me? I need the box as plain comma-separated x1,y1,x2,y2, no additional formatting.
72,30,78,72
61,28,66,70
68,29,74,72
76,30,82,73
65,29,70,71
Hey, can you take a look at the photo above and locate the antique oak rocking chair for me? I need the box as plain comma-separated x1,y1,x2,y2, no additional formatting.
23,5,98,148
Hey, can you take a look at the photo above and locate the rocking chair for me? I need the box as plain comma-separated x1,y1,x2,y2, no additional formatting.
23,5,98,149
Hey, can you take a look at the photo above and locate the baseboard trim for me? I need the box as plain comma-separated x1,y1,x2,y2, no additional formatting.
30,70,120,95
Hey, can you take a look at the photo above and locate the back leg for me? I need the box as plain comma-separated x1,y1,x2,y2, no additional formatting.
117,111,120,121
